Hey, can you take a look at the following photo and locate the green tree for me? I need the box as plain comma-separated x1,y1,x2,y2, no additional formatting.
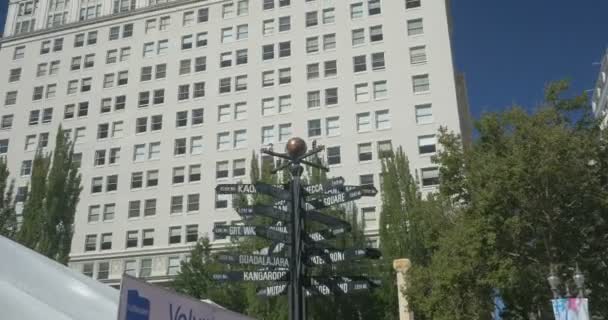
407,81,608,319
173,237,248,313
0,158,16,238
17,126,82,264
18,151,49,249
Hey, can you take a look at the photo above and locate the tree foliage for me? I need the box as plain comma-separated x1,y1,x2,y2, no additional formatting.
406,81,608,319
0,158,16,238
17,126,82,264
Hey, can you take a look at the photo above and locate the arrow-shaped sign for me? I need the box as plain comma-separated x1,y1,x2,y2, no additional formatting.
305,210,351,229
307,248,382,265
306,186,377,209
212,271,289,282
306,280,374,296
213,225,290,243
303,177,345,195
237,205,290,221
216,183,290,200
216,253,289,268
257,280,376,297
257,283,288,297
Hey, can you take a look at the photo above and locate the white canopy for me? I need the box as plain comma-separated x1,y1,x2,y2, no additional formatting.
0,235,119,320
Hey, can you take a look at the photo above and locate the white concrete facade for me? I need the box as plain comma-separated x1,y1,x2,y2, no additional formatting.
593,49,608,128
0,0,470,285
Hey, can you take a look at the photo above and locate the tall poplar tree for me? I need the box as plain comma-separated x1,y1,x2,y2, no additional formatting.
0,158,17,238
17,126,82,264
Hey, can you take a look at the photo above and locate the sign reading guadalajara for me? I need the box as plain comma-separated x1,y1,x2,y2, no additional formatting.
217,253,289,268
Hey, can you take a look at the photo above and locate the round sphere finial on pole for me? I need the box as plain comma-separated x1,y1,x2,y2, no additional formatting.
286,137,307,159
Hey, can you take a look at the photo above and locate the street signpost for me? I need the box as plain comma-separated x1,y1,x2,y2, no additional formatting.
213,138,382,320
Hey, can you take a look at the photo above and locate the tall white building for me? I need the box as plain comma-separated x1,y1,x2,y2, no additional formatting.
593,49,608,128
0,0,471,286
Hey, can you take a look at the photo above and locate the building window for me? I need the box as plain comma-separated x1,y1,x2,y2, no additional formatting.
217,132,231,150
279,123,292,141
279,41,291,57
307,91,321,109
369,25,383,42
307,63,320,80
83,263,94,277
234,130,247,148
97,262,109,279
233,159,246,177
406,0,421,9
305,11,318,27
128,200,141,218
261,126,274,145
167,256,181,276
357,113,372,132
352,29,365,47
355,83,370,102
106,175,118,191
87,205,100,223
189,164,201,182
169,226,182,244
327,146,341,165
186,225,198,242
142,229,154,246
407,18,424,35
308,119,322,137
325,117,340,136
170,195,183,214
358,143,373,161
324,60,337,77
144,199,156,216
418,135,437,154
376,110,391,129
216,161,229,179
100,233,112,250
126,230,138,248
124,260,136,276
373,81,388,99
146,170,159,187
413,74,430,93
378,140,393,158
421,167,439,187
187,194,200,212
103,204,115,221
362,207,377,228
91,177,103,193
368,0,381,15
410,46,427,64
140,258,152,277
262,44,274,60
172,167,185,184
415,104,433,124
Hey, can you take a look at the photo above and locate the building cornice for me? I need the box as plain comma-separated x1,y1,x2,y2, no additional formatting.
1,0,229,44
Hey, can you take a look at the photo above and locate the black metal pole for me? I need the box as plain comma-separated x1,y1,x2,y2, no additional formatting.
289,163,304,320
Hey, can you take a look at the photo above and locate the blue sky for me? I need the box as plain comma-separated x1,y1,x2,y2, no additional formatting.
0,0,606,120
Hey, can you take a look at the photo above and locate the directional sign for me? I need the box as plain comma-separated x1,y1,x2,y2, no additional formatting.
306,227,348,243
213,225,289,243
307,186,377,209
257,283,288,297
237,205,290,221
303,177,345,195
216,183,290,200
216,254,289,268
257,281,375,297
307,248,382,265
306,281,374,296
305,210,351,229
212,271,289,282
